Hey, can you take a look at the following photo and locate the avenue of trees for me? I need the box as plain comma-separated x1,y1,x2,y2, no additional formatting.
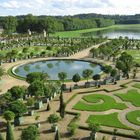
0,37,106,63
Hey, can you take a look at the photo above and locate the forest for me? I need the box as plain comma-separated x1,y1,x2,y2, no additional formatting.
0,13,140,34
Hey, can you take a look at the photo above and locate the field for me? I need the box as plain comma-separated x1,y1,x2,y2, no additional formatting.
52,24,140,38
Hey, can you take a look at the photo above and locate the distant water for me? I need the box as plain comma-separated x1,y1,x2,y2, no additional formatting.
83,28,140,39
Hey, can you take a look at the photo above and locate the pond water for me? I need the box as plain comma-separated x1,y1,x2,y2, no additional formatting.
13,60,102,80
82,28,140,39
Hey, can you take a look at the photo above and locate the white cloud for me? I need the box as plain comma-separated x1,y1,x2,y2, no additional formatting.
1,0,140,16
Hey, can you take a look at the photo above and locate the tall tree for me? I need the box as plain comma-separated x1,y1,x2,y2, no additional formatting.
72,73,81,85
0,132,4,140
58,72,67,84
82,69,93,82
55,130,60,140
59,91,66,118
3,16,17,34
88,122,100,140
6,122,14,140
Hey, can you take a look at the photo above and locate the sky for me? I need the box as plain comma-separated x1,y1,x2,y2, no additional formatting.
0,0,140,16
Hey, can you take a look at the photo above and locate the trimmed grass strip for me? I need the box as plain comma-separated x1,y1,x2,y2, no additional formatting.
126,110,140,126
87,113,130,130
73,94,127,111
116,89,140,107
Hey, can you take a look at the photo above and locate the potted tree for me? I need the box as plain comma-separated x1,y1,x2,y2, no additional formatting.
26,98,35,116
21,125,39,140
93,74,101,87
88,122,100,140
9,100,27,126
58,72,67,91
72,73,81,88
82,69,93,88
3,111,15,140
48,114,60,132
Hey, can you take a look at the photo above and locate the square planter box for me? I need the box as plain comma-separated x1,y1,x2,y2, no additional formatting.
14,117,24,126
28,110,34,116
51,124,58,132
85,82,90,88
53,92,57,98
34,101,43,110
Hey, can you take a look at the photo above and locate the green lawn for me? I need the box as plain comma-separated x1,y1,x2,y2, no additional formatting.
51,24,140,38
87,113,130,129
115,89,140,107
132,83,140,89
126,50,140,64
73,94,127,111
126,110,140,126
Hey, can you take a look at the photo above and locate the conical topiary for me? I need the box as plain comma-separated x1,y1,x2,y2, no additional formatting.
55,130,60,140
0,132,4,140
46,103,51,111
6,122,14,140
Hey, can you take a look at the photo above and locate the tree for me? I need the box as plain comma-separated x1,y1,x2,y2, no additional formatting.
117,52,133,79
103,65,112,76
8,86,26,100
110,69,117,83
6,122,14,140
9,100,27,117
82,69,93,82
68,122,78,136
28,80,45,98
112,129,118,140
26,72,44,83
3,16,17,34
72,73,81,85
92,74,101,87
55,130,60,140
59,91,66,118
135,130,140,140
46,103,51,111
88,122,100,140
0,67,5,79
3,111,15,140
21,125,39,140
58,72,67,84
0,132,4,140
26,98,35,107
48,114,59,124
3,111,15,122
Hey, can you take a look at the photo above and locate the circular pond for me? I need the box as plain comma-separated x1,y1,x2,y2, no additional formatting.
13,59,102,80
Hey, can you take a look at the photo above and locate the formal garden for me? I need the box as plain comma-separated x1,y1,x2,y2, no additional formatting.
1,33,140,140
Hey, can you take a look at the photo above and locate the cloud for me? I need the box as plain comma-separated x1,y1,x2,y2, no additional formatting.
1,0,140,16
0,0,19,9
